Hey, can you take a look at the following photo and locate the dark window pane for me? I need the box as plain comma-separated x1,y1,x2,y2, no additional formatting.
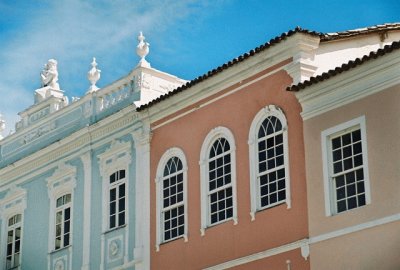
347,184,356,197
343,146,352,158
276,145,283,156
258,141,266,151
110,202,116,215
346,172,355,183
336,187,346,200
119,184,125,197
342,133,351,145
65,208,70,220
352,129,361,142
353,142,362,155
278,190,286,201
277,169,285,179
276,156,284,166
259,162,266,173
275,134,283,145
356,169,364,180
119,212,125,225
357,182,365,193
267,137,274,149
110,216,116,228
277,180,285,190
211,213,218,224
358,194,366,206
343,158,353,171
218,211,225,221
120,170,125,179
332,149,342,162
354,154,363,167
332,137,341,150
64,233,70,246
336,175,345,187
110,188,116,201
270,193,277,204
348,197,357,210
337,200,347,213
110,173,116,183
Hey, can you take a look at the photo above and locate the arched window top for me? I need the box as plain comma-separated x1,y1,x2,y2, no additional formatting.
163,157,183,177
156,147,187,182
209,138,230,158
200,126,236,164
258,116,283,138
8,214,22,226
56,194,71,208
110,170,125,184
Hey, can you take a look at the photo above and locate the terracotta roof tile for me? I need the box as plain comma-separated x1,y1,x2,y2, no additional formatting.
136,27,321,111
321,23,400,41
287,40,400,92
137,23,400,111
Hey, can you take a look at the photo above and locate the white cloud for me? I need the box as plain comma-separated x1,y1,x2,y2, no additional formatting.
0,0,211,137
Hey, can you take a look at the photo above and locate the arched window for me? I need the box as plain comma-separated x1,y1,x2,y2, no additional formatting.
54,194,72,250
6,214,22,269
200,127,237,234
109,170,126,229
156,148,187,250
249,105,290,219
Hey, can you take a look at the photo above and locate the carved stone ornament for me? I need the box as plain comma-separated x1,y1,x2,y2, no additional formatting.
41,59,60,90
54,259,64,270
109,240,119,257
136,32,150,67
87,57,101,93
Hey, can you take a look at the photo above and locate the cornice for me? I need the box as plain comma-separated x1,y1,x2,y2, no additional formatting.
295,49,400,120
0,105,141,188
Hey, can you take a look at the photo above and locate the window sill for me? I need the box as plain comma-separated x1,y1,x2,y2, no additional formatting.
50,244,72,254
201,217,238,236
251,201,287,221
103,224,127,234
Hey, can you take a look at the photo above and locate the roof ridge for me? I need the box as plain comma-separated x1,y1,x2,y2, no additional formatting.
287,40,400,92
137,26,321,111
321,22,400,41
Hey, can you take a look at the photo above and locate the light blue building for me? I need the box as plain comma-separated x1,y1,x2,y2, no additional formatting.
0,34,185,270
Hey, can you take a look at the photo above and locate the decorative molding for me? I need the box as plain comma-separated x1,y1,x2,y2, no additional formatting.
0,108,140,188
202,239,309,270
295,50,400,120
80,152,92,270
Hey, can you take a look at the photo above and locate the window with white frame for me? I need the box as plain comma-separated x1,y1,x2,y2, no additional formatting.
248,105,290,219
161,157,185,241
1,187,26,270
322,116,370,215
200,127,237,233
208,138,233,224
109,170,126,229
6,214,22,270
155,148,188,249
47,163,76,253
54,194,72,250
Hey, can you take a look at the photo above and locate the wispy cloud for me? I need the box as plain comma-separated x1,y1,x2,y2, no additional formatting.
0,0,211,136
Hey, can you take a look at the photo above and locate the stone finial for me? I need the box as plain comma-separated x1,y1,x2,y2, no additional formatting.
87,57,101,93
0,113,5,140
40,59,60,90
136,32,150,67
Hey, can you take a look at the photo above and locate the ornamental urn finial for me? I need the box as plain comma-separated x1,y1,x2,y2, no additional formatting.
0,113,5,140
87,57,101,93
136,31,150,67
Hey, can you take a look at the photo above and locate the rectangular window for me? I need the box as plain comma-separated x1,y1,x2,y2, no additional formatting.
6,214,22,270
55,194,71,250
109,170,126,229
322,116,370,215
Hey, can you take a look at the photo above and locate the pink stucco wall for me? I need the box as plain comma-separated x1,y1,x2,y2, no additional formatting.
149,60,310,269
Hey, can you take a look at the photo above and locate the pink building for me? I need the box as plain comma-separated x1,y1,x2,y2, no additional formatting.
137,23,400,269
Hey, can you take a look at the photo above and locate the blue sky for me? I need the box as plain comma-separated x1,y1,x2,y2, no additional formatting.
0,0,399,135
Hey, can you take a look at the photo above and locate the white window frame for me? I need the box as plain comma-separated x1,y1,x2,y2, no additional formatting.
248,105,291,220
47,163,77,252
199,126,237,235
155,147,188,251
0,186,26,270
108,170,127,230
98,139,132,233
321,115,371,216
5,214,23,270
54,194,72,250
